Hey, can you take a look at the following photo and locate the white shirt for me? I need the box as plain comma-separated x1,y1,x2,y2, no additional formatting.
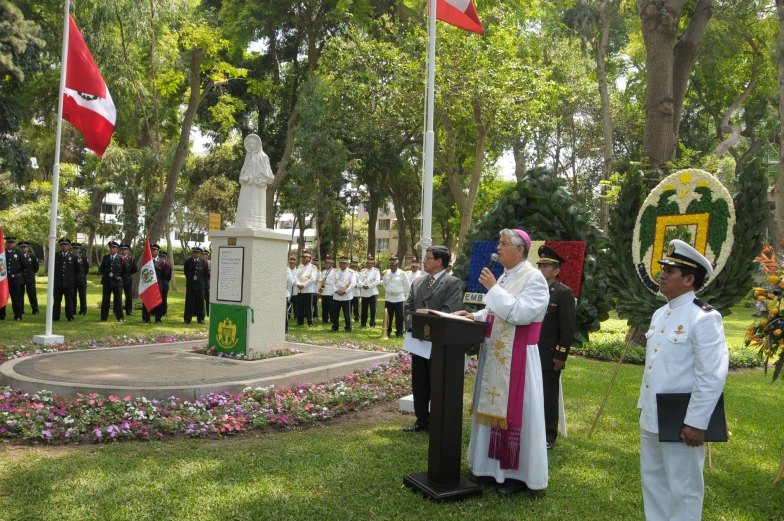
471,261,549,325
330,268,356,301
406,269,424,284
286,266,298,298
297,262,318,294
382,268,410,303
359,267,382,297
350,269,361,299
320,266,335,296
637,290,729,433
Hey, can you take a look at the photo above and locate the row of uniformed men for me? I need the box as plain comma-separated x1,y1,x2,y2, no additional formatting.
285,252,439,336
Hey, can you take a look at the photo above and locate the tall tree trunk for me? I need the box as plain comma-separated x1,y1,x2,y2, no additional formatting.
165,220,176,291
512,136,527,182
773,1,784,251
147,47,211,249
596,1,613,236
637,0,714,167
367,197,379,257
265,108,299,227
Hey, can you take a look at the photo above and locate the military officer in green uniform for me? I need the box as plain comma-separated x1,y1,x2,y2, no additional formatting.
536,244,576,450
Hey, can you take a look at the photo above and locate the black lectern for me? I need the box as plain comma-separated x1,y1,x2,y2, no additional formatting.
403,311,489,502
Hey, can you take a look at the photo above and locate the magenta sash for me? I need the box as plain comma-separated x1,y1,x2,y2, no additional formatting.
487,320,542,470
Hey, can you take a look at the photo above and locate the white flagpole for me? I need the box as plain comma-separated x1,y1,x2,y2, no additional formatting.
420,0,437,264
34,0,70,345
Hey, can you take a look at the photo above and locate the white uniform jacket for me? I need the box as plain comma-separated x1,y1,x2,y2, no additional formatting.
637,291,729,433
330,268,355,301
286,267,298,298
297,263,318,294
319,267,335,296
382,268,410,303
359,267,381,298
406,269,424,285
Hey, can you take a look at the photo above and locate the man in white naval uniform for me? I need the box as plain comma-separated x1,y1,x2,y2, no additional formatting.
406,255,424,285
454,228,549,496
295,250,318,326
329,255,356,332
350,259,361,322
285,256,298,333
381,255,410,337
360,254,382,327
319,256,335,323
638,239,728,521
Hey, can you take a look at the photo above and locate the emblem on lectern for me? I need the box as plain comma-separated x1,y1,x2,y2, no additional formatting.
424,323,431,340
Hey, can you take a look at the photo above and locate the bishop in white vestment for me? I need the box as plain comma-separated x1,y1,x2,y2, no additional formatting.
455,228,550,496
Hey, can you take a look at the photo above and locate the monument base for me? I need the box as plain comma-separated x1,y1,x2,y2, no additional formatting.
403,472,482,502
32,334,65,345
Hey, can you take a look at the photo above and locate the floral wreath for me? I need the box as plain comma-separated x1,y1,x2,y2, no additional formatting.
631,169,735,293
607,160,769,328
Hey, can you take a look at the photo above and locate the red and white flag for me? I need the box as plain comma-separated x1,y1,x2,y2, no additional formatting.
138,237,162,312
0,227,8,310
436,0,484,35
62,15,116,158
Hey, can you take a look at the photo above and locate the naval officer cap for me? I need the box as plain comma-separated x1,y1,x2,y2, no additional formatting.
150,244,160,251
537,244,566,265
339,254,349,263
302,250,312,259
108,240,119,247
58,238,71,245
18,241,29,247
71,243,81,248
192,247,202,253
389,256,398,265
5,236,16,243
159,251,168,257
658,239,714,278
325,255,334,264
119,243,130,249
288,255,296,262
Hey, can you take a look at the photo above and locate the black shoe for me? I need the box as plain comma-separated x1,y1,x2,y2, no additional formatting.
198,320,205,324
331,328,339,332
118,318,124,323
403,424,428,433
14,317,22,321
155,320,162,324
67,317,74,322
184,321,191,324
143,320,150,324
79,311,86,316
345,328,352,332
496,479,528,496
546,442,554,450
476,476,497,488
370,323,375,328
32,310,40,315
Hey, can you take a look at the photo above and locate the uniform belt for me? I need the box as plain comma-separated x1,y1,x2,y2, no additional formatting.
388,292,403,296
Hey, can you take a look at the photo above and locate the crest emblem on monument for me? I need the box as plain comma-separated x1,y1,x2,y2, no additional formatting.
217,318,239,349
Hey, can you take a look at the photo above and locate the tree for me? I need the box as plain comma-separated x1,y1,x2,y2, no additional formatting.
637,0,715,167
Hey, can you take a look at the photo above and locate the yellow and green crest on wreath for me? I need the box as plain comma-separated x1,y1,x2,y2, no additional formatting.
632,169,735,294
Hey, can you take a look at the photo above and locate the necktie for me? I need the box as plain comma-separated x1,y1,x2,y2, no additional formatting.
428,276,435,289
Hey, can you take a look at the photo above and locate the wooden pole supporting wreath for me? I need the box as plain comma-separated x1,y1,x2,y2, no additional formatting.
773,455,784,486
588,326,638,438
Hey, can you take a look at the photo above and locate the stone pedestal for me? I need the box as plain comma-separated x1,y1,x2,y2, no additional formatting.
209,227,290,358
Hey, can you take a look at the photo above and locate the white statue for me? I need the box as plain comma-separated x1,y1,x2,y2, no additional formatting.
234,134,274,229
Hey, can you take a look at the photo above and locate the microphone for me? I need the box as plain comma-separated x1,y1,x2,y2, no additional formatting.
486,253,498,271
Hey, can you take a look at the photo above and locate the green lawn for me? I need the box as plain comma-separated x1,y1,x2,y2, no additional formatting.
0,355,781,520
0,273,208,346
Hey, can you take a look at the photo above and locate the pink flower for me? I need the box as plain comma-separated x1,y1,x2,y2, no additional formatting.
124,396,131,402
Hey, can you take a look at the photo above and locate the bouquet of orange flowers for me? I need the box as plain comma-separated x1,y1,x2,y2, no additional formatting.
745,245,784,382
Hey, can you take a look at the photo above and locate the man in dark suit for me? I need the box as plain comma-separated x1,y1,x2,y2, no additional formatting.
119,244,138,316
53,238,78,322
201,249,211,317
158,251,172,316
19,241,39,315
0,236,28,321
183,247,205,324
402,245,463,432
71,243,90,316
536,244,576,450
143,244,165,324
99,241,125,322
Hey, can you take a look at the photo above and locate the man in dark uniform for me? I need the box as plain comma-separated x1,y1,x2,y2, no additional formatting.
143,244,164,324
99,241,125,322
536,244,576,450
71,243,90,316
119,243,138,316
158,251,172,316
201,249,211,317
53,238,78,322
0,236,28,321
19,241,39,315
183,247,205,324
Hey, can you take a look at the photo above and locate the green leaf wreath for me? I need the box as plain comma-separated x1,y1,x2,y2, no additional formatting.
452,165,612,346
607,159,769,328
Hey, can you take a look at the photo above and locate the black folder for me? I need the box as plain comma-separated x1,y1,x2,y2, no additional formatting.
656,393,728,443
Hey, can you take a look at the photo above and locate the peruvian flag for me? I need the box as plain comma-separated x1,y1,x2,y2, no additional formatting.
436,0,484,35
0,227,8,310
63,15,116,158
138,237,162,312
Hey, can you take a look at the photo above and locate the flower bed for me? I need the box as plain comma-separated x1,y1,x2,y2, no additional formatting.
0,332,208,365
285,335,396,353
191,346,301,360
0,352,414,443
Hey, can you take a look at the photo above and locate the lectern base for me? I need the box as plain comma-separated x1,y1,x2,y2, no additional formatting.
403,472,482,502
